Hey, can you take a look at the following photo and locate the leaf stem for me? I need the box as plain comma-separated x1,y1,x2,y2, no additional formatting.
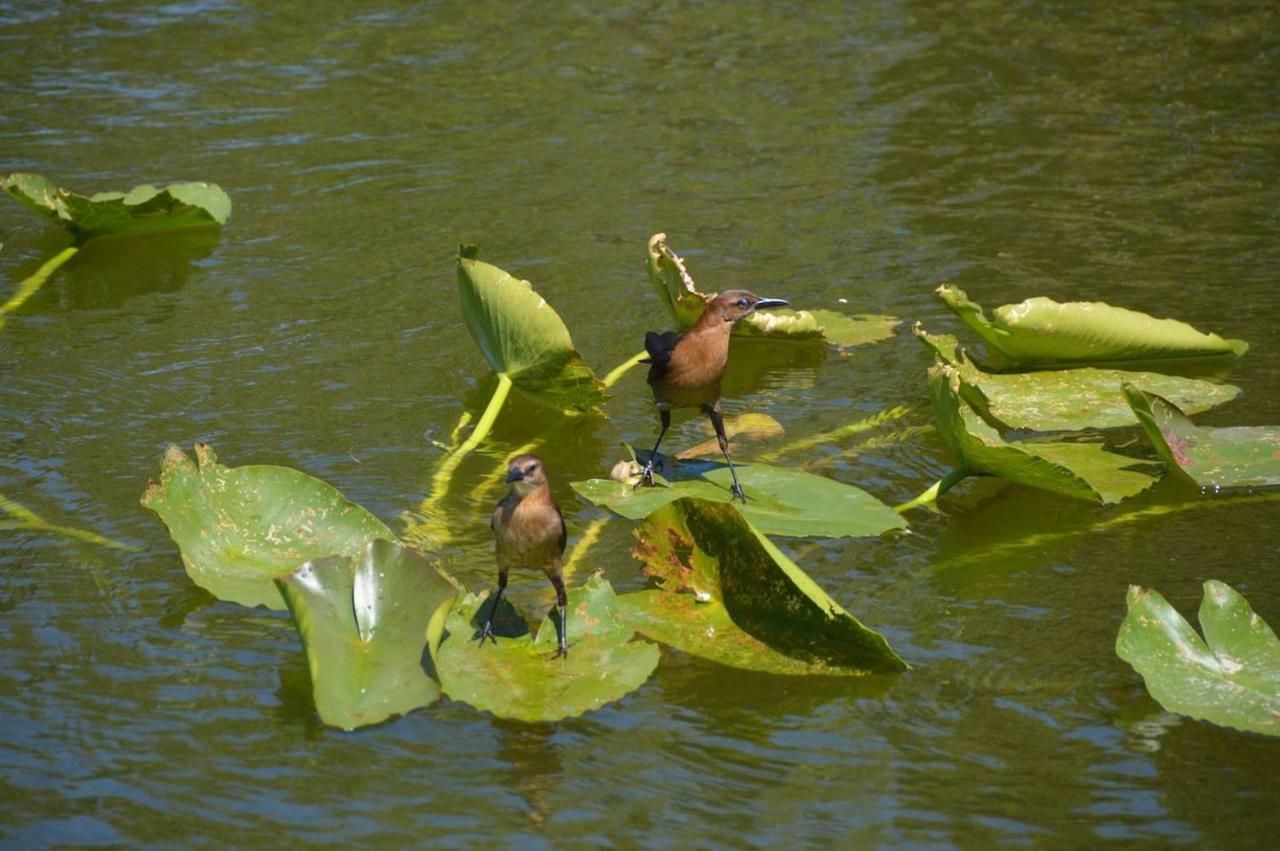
0,491,134,550
758,405,912,462
602,350,647,389
0,245,79,330
893,468,970,514
412,372,514,547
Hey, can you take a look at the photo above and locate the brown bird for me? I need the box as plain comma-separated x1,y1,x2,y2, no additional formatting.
480,453,570,658
640,289,788,501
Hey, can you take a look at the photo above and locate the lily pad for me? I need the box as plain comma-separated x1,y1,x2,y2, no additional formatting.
457,247,604,413
432,573,659,723
1123,385,1280,489
141,443,395,609
914,323,1241,431
646,233,898,346
1117,581,1280,736
3,172,231,240
621,498,907,675
929,364,1161,504
572,457,905,539
276,539,459,731
937,284,1247,370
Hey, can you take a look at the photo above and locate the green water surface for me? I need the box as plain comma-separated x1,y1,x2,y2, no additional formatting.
2,1,1278,846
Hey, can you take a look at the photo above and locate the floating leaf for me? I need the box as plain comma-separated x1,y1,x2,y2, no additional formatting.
457,249,604,413
646,233,898,346
3,172,230,240
141,443,394,609
937,284,1247,369
1117,581,1280,737
621,498,907,675
573,456,905,539
929,363,1160,504
1123,385,1280,489
432,573,659,723
914,323,1241,431
276,539,459,730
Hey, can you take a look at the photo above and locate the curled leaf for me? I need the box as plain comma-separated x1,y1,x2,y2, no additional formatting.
1117,581,1280,736
141,443,394,609
277,540,459,730
3,172,230,239
621,498,907,675
937,284,1247,369
1123,385,1280,489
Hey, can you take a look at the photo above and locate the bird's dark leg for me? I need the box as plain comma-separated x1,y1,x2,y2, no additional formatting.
478,567,508,645
705,402,746,502
549,568,568,659
637,409,671,489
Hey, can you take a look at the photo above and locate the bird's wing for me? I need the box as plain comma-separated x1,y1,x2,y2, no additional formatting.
641,330,682,378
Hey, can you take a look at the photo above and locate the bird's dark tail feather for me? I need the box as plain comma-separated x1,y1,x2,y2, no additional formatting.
642,330,681,366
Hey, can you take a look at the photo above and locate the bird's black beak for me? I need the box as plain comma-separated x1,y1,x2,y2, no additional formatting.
753,297,789,310
504,468,524,483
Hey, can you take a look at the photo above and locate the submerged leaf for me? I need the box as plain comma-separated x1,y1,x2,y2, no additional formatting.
1123,385,1280,489
646,233,898,346
929,363,1160,503
572,457,905,539
676,412,784,459
456,250,604,412
276,540,459,730
622,498,907,675
937,284,1247,369
1117,581,1280,737
3,172,230,239
913,323,1241,431
141,443,394,609
432,573,659,722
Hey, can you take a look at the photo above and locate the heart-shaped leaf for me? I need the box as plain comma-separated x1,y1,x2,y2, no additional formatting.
432,573,660,722
646,233,898,346
276,539,459,730
1123,385,1280,489
937,284,1247,370
3,172,231,240
621,498,907,675
929,364,1161,504
456,248,604,413
572,457,905,539
141,443,395,609
914,324,1240,432
1117,581,1280,736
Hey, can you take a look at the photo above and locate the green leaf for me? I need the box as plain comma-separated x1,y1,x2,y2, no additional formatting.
1117,581,1280,737
276,539,459,731
621,498,907,675
456,250,605,412
929,363,1161,503
937,284,1247,369
3,172,230,239
141,443,395,609
572,458,906,539
1123,385,1280,489
645,233,899,346
913,323,1241,431
432,574,659,723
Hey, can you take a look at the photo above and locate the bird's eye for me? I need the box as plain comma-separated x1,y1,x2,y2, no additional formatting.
526,463,539,474
737,298,749,308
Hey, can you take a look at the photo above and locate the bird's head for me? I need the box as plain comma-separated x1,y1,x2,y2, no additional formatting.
504,453,549,495
709,289,789,324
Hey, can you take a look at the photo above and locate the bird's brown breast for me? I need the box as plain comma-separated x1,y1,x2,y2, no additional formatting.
492,487,565,572
647,324,730,409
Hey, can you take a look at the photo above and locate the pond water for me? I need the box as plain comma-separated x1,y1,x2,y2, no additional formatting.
2,1,1278,845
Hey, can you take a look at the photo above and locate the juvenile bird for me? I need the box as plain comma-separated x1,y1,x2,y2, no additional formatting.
481,453,570,658
640,289,788,501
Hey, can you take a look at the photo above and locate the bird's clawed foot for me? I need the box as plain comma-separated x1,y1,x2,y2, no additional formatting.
730,481,748,503
551,642,569,660
477,619,498,646
635,459,662,490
